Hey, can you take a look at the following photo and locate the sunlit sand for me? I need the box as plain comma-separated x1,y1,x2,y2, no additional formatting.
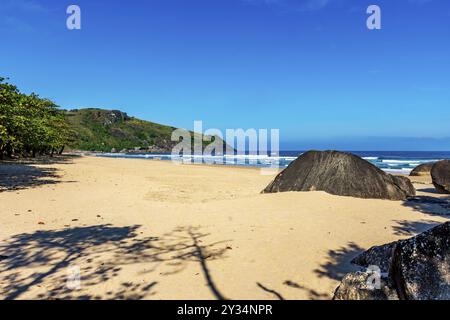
0,156,447,300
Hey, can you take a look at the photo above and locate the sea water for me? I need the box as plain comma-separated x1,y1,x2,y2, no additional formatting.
97,151,450,174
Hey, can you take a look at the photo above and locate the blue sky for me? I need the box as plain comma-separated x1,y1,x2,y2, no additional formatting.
1,0,449,150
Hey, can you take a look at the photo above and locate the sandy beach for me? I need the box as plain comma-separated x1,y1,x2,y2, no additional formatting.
0,156,448,300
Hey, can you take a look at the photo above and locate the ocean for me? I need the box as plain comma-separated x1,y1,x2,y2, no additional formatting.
96,151,450,174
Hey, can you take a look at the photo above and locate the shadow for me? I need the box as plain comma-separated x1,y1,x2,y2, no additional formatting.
0,224,229,300
0,155,78,192
283,280,330,300
186,227,228,300
403,196,450,217
392,220,441,236
314,242,365,282
138,226,230,300
256,282,284,300
416,188,444,195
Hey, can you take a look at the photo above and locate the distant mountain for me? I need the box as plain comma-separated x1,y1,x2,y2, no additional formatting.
65,108,225,153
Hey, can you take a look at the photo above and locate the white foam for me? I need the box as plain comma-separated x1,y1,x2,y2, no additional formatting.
381,159,439,164
383,168,413,174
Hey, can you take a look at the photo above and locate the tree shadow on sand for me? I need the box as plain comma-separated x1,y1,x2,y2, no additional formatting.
391,220,441,237
403,196,450,217
0,155,78,192
283,280,330,300
256,282,285,300
282,242,364,300
0,224,230,300
314,242,364,282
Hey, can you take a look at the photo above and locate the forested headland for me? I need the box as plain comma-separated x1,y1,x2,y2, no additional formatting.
1,77,227,158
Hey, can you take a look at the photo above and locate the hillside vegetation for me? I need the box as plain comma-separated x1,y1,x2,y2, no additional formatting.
65,108,226,153
65,108,178,152
1,77,227,157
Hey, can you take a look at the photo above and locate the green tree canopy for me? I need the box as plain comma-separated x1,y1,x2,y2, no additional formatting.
0,77,70,158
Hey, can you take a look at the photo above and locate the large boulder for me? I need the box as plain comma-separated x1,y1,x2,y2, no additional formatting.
410,162,434,176
431,160,450,194
335,222,450,300
392,176,416,198
263,151,416,200
351,241,397,273
391,222,450,300
333,272,398,300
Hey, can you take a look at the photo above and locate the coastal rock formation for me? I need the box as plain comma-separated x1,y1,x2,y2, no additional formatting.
410,162,434,176
66,108,233,153
333,272,398,300
431,160,450,194
96,110,130,126
351,242,397,273
392,176,416,198
262,150,416,200
335,222,450,300
391,222,450,300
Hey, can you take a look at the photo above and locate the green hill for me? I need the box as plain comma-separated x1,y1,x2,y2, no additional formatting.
65,108,221,153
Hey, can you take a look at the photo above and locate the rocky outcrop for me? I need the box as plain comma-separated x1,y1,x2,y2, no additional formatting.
392,176,416,199
334,222,450,300
431,160,450,194
100,110,129,126
391,222,450,300
333,272,398,300
410,162,434,176
263,151,416,200
351,242,397,273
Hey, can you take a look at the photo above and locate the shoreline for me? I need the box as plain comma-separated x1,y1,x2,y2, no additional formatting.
0,156,448,299
91,151,450,175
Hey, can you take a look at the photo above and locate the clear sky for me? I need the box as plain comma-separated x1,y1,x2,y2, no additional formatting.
1,0,449,150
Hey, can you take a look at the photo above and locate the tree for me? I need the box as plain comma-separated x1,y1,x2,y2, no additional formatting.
0,77,70,159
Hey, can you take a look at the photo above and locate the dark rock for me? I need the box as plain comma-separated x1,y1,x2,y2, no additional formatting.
431,160,450,194
351,242,397,273
392,176,416,198
92,109,129,126
262,150,416,200
109,128,131,139
335,222,450,300
410,162,435,176
333,272,399,300
391,222,450,300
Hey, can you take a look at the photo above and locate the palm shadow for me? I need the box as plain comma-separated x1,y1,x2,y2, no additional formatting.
0,224,230,300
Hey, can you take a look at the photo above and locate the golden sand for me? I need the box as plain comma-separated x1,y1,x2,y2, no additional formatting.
0,156,447,300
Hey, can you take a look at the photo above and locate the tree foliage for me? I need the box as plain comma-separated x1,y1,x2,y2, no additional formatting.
0,77,71,159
